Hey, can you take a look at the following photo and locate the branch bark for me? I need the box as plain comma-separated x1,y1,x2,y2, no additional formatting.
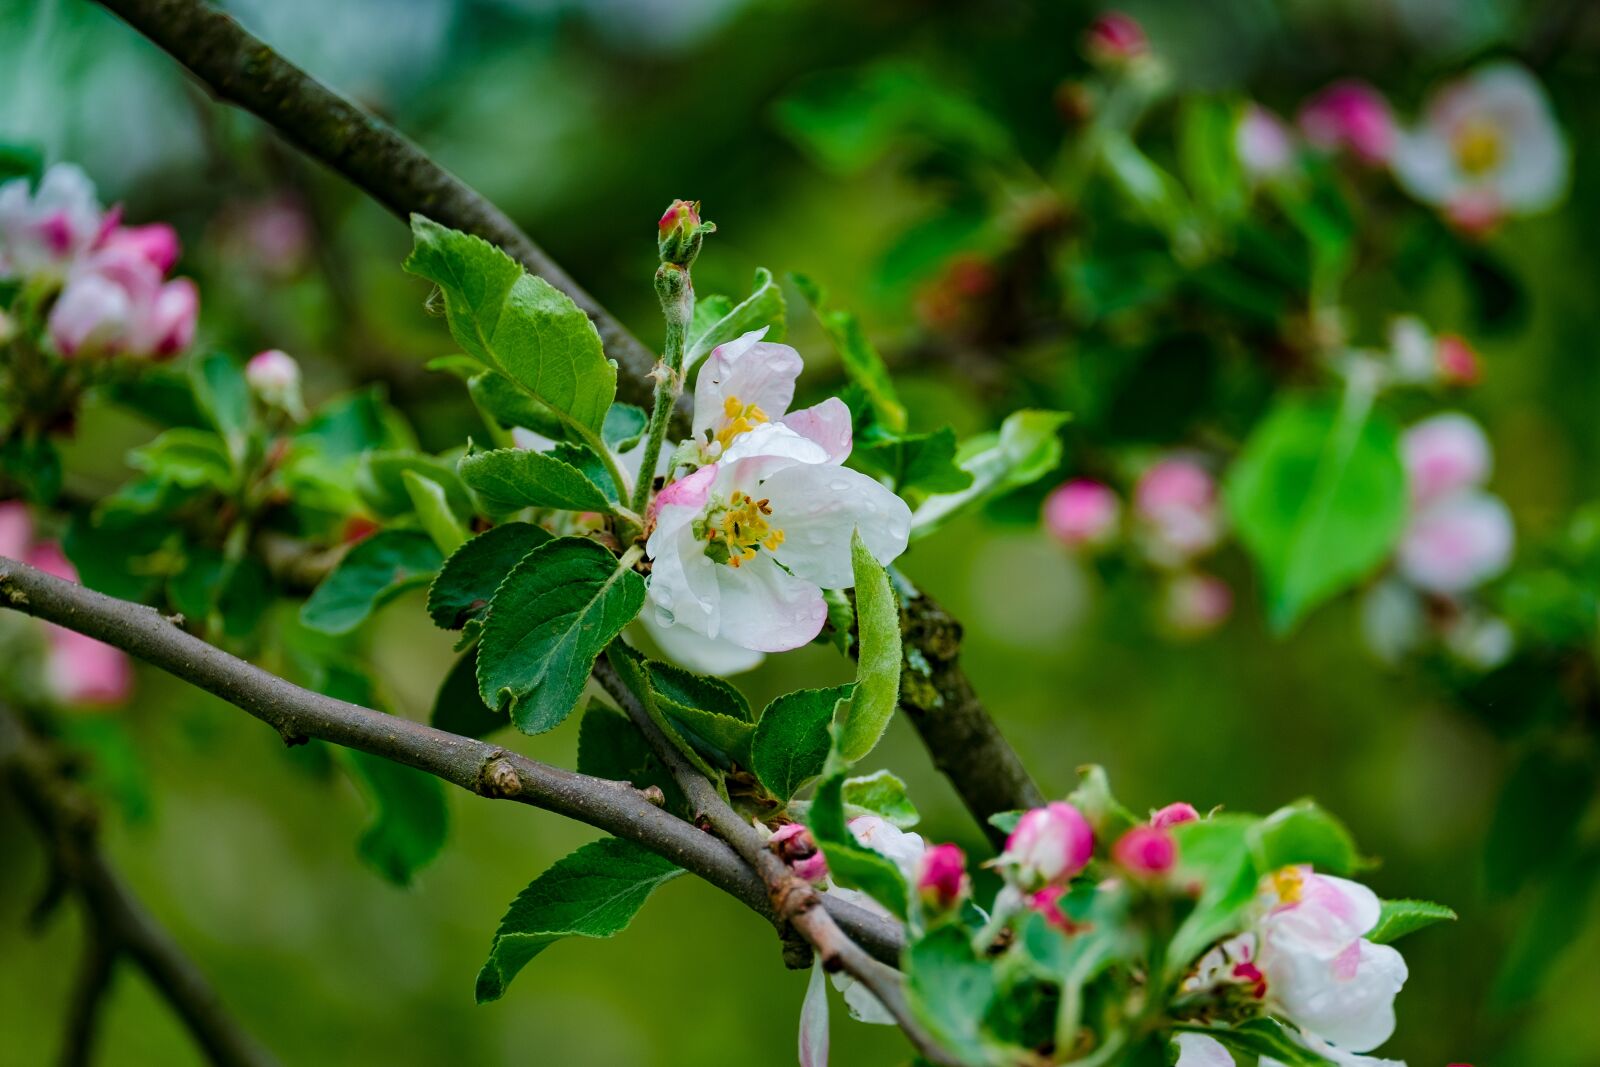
591,658,961,1067
95,0,1044,839
0,556,901,965
0,706,279,1067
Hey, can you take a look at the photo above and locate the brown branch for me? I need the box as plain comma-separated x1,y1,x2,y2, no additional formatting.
0,705,278,1067
92,0,667,415
0,556,901,966
591,657,962,1067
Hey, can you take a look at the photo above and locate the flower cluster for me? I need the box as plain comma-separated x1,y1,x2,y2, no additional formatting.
0,501,133,707
1237,62,1568,233
0,163,197,360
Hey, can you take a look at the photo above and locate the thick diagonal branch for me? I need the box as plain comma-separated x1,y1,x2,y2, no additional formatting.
590,657,962,1067
0,706,278,1067
0,557,901,965
94,0,1044,833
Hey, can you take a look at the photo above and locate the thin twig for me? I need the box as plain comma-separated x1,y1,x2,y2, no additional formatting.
591,657,963,1067
0,706,278,1067
0,556,901,965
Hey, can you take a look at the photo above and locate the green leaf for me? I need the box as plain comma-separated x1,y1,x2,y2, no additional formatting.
189,352,253,459
1225,394,1407,631
1180,1019,1338,1066
358,451,475,521
750,685,853,801
427,522,552,632
1179,97,1247,226
841,770,918,828
345,749,450,886
0,142,43,183
1165,815,1260,982
458,447,615,515
1249,800,1361,877
1368,899,1457,945
911,410,1070,537
1066,765,1138,843
1101,134,1193,243
835,531,901,763
810,766,909,919
402,470,469,555
647,660,756,769
167,549,272,638
905,926,1000,1064
62,507,172,602
475,838,683,1002
468,370,565,439
647,660,752,721
577,703,682,811
431,650,507,739
602,403,648,452
685,267,786,370
552,442,623,504
852,427,974,496
476,537,645,733
792,273,906,433
129,428,235,490
405,216,615,440
300,530,444,635
987,810,1023,836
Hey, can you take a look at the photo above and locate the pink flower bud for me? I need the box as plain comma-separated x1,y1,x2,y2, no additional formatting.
657,199,710,266
1135,457,1221,566
97,222,180,273
0,500,34,559
771,822,829,884
1237,105,1295,181
917,843,969,910
1084,12,1148,64
1151,802,1199,829
1397,490,1513,595
48,270,134,357
1112,825,1176,877
145,277,198,359
1401,413,1491,508
246,348,301,396
1162,573,1233,637
658,198,702,235
1435,334,1482,387
999,802,1094,889
1298,80,1396,165
1044,479,1121,549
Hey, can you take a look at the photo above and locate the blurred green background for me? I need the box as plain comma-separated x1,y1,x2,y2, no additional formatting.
3,0,1599,1064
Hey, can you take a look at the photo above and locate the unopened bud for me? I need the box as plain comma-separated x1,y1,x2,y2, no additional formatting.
771,822,828,884
1044,479,1121,550
997,801,1094,890
916,843,970,911
1084,12,1148,65
657,199,714,267
1297,80,1395,166
246,348,305,419
1150,802,1199,829
1112,825,1176,877
1435,334,1482,387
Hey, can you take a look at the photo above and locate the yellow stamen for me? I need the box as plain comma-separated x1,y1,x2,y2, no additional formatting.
706,491,784,568
1270,866,1305,905
716,394,770,450
1452,117,1502,176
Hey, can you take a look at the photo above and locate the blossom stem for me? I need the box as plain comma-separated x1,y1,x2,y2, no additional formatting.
629,263,695,519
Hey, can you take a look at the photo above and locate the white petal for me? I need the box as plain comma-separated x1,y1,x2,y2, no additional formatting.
780,397,854,464
1172,1034,1236,1067
646,520,721,639
829,972,896,1026
692,327,800,438
639,613,765,676
712,553,827,652
799,959,831,1067
1268,940,1407,1053
720,421,830,476
762,464,911,589
1396,490,1514,595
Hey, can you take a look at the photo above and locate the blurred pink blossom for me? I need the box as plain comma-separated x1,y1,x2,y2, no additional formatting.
0,164,106,284
1044,478,1120,550
916,843,970,910
996,801,1094,890
1113,825,1176,876
1084,12,1148,64
24,542,134,708
1237,105,1296,181
1396,491,1513,595
1298,80,1396,165
1151,802,1200,829
1135,457,1222,566
1162,572,1233,636
1401,413,1490,508
48,245,198,360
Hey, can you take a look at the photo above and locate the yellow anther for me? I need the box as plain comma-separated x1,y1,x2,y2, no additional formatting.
1452,117,1502,176
705,490,785,568
1270,866,1305,904
715,395,770,450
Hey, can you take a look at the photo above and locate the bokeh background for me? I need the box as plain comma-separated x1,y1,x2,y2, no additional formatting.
3,0,1599,1064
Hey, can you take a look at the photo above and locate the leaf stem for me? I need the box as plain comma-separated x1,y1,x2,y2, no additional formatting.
629,263,695,519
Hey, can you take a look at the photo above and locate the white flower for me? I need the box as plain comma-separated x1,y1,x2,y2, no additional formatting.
644,421,910,655
692,326,852,464
1396,489,1513,595
639,611,765,676
1402,412,1490,509
1392,63,1569,227
0,163,106,284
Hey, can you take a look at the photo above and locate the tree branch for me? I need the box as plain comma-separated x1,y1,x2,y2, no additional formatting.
93,0,1044,837
0,705,278,1067
92,0,666,414
591,657,961,1067
0,556,901,965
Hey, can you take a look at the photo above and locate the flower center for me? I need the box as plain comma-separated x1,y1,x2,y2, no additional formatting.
716,395,769,450
1452,117,1502,176
702,491,785,568
1269,865,1305,905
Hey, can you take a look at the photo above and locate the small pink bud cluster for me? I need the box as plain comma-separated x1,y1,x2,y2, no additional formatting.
0,501,133,708
1043,478,1120,550
997,801,1095,894
1083,12,1148,65
1111,801,1196,879
1297,80,1396,166
1135,457,1222,566
771,822,829,884
916,843,970,912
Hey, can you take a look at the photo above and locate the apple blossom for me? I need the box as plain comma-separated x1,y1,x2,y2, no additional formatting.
690,327,852,462
1113,824,1176,876
1135,457,1222,566
25,542,134,707
1396,490,1513,595
0,499,32,559
1043,478,1120,550
1393,63,1568,229
48,244,198,360
916,843,969,911
0,163,106,284
643,422,910,655
1151,801,1200,829
1298,81,1396,165
97,221,181,274
1237,104,1297,182
1401,413,1490,508
994,801,1094,890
